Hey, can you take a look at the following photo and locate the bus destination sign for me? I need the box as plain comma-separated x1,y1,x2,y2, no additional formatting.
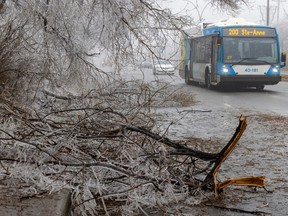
223,27,276,37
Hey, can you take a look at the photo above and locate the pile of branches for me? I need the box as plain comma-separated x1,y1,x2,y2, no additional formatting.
0,80,262,216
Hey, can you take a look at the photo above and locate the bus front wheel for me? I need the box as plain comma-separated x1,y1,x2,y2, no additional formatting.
185,67,190,85
205,71,211,89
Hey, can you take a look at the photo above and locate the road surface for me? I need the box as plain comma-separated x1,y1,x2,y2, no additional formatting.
123,67,288,115
178,80,288,116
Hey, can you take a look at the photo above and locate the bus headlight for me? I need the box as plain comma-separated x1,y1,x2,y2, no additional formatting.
272,67,278,73
222,65,229,73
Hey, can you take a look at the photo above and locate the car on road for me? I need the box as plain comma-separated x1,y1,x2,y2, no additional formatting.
153,60,175,75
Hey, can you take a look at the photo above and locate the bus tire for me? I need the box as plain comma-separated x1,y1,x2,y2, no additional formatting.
256,85,265,91
185,66,190,85
205,70,211,89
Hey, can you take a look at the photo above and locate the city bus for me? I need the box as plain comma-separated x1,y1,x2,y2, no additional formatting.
179,18,286,90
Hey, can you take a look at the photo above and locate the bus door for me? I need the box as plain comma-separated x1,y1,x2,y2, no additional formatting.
189,38,195,79
211,36,220,83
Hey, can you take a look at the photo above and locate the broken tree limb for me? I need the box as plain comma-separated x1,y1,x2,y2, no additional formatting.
125,115,266,198
213,115,248,197
202,115,265,198
124,124,219,161
217,176,265,190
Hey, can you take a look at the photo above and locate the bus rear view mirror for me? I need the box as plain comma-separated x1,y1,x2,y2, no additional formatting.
281,52,286,68
217,37,222,46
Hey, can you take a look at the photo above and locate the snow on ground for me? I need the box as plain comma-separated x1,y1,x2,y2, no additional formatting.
119,65,288,215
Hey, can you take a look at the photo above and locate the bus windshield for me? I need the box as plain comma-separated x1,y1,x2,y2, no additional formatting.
223,37,278,64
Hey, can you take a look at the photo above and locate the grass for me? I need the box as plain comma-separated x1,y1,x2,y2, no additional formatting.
282,74,288,80
170,91,198,107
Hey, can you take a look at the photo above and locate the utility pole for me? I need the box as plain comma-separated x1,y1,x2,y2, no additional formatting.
267,0,270,25
277,0,280,22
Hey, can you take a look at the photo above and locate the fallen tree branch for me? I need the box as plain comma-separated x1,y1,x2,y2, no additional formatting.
178,109,212,113
217,176,265,190
202,115,265,197
205,203,271,215
124,124,219,161
43,90,71,100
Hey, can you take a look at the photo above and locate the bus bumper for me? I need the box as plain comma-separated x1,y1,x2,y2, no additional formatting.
217,75,281,86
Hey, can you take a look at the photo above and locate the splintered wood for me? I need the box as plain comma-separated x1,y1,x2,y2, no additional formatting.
213,115,265,198
217,176,265,190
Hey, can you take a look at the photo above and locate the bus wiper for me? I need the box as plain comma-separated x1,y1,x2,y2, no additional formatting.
231,58,257,66
231,58,272,66
253,59,273,64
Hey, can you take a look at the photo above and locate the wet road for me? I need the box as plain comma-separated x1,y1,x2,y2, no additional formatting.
124,67,288,115
178,80,288,116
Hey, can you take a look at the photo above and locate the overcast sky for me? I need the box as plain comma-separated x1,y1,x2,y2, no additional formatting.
159,0,288,25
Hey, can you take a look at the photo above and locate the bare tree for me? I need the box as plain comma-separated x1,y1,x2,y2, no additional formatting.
210,0,247,10
277,10,288,56
0,0,247,98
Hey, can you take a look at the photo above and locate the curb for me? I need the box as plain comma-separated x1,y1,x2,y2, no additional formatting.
0,188,71,216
